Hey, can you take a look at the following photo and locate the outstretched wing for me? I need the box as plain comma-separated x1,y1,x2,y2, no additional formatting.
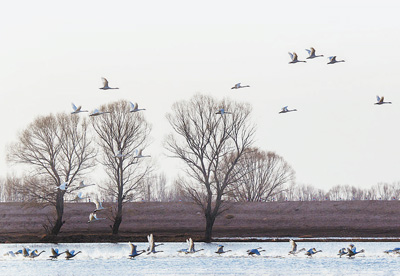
290,240,297,252
101,77,109,87
72,103,78,111
288,52,294,60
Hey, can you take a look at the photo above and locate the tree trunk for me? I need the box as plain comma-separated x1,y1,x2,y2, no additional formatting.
51,191,64,235
204,213,216,243
112,199,123,235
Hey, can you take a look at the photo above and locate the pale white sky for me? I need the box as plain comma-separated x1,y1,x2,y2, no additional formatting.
2,0,400,190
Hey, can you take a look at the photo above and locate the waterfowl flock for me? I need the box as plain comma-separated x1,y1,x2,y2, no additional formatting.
3,239,399,260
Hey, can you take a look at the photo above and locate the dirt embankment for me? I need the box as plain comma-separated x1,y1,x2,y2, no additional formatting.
0,201,399,243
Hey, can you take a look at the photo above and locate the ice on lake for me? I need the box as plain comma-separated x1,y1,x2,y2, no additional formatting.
0,241,399,275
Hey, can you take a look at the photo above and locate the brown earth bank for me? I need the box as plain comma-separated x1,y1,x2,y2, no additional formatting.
0,201,399,243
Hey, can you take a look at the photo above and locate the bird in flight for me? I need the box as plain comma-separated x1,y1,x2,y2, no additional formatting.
375,96,392,105
130,102,146,112
327,56,345,64
71,103,88,114
231,83,250,89
89,109,111,117
288,52,306,64
279,106,297,114
100,77,119,90
305,47,324,59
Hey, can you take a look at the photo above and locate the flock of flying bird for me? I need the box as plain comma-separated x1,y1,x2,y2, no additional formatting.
231,47,392,114
4,238,400,260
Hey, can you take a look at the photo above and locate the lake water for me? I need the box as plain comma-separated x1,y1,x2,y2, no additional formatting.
1,241,399,275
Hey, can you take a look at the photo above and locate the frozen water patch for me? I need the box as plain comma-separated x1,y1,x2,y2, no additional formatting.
0,242,399,275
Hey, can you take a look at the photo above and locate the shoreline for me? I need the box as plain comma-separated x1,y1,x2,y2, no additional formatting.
1,201,399,243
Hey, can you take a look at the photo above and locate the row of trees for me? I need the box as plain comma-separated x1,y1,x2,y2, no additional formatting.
5,94,295,242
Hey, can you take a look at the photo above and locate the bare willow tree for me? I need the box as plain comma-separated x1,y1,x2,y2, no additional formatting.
228,148,295,202
7,113,95,235
91,100,152,235
165,94,255,242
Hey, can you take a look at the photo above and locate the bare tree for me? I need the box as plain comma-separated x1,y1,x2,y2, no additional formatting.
7,113,95,235
91,100,152,235
228,148,295,202
165,94,255,242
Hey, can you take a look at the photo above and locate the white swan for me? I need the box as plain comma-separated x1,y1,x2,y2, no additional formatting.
88,212,105,223
73,192,86,201
231,83,250,89
215,245,231,254
99,77,119,90
305,47,324,59
29,250,45,258
305,248,322,256
288,239,306,255
247,247,265,256
147,234,164,254
216,108,232,115
375,96,392,105
93,200,105,212
65,250,82,259
178,238,204,254
130,102,146,112
71,103,88,114
288,52,306,64
78,180,95,189
58,182,69,191
134,149,150,159
114,150,128,158
89,109,111,117
128,242,145,258
327,56,345,64
49,248,65,259
346,244,364,258
279,106,297,114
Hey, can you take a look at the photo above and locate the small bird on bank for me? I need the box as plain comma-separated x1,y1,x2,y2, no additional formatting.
100,77,119,90
65,250,82,260
215,245,231,254
375,96,392,105
49,248,65,259
305,47,324,59
279,106,297,114
288,239,306,255
247,247,265,256
128,242,145,259
327,56,345,64
89,109,111,117
88,212,105,223
231,83,250,89
147,234,164,254
288,52,306,64
130,102,146,112
71,103,88,114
